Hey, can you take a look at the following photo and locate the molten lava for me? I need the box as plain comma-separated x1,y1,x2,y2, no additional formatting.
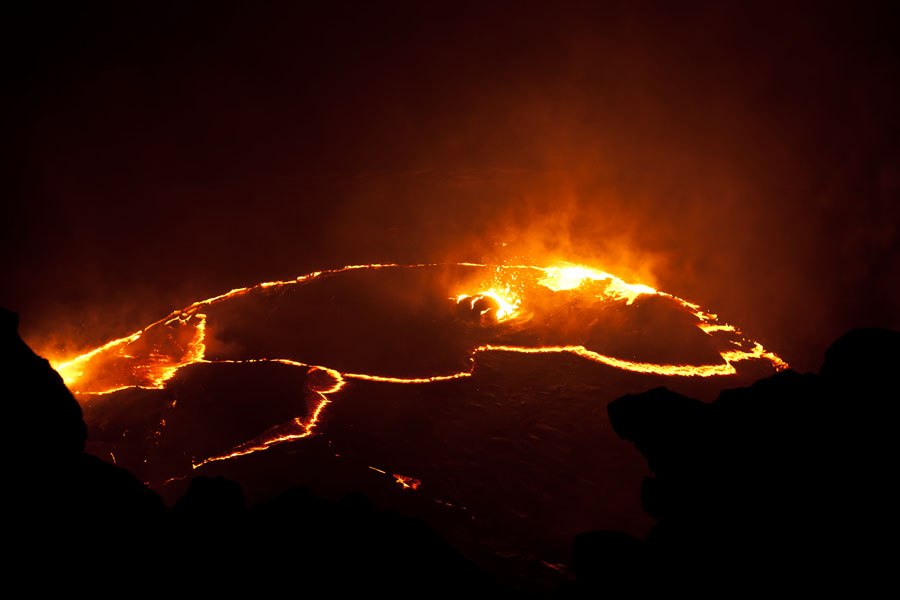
46,262,787,470
455,291,520,322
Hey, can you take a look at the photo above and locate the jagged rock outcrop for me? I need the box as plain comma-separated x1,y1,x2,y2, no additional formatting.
564,328,899,596
2,306,86,460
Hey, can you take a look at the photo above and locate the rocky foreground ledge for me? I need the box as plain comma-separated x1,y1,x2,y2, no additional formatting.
561,327,899,597
4,305,897,597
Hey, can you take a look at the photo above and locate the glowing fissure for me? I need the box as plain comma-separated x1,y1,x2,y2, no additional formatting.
365,466,422,490
190,380,333,469
187,358,343,468
47,262,788,468
475,345,738,377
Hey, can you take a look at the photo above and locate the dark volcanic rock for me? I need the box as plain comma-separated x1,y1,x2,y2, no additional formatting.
2,306,86,460
4,306,170,577
571,328,900,595
175,475,248,518
821,327,900,388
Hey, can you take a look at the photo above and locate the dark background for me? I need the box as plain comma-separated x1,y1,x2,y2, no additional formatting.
3,1,898,372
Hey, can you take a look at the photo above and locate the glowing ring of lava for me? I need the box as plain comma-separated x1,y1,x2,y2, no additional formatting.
48,262,787,467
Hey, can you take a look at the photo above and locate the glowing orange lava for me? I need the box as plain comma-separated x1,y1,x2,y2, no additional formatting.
536,264,657,304
392,474,422,490
44,262,788,468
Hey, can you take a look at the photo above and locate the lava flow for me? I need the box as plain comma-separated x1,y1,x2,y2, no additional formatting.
46,262,787,469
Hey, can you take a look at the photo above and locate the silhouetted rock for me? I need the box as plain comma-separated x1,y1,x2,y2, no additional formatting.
246,484,504,596
4,307,170,580
174,475,247,518
576,531,643,585
587,327,900,594
2,306,85,461
821,327,900,383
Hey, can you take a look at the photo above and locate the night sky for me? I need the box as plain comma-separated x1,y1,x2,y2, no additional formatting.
3,1,898,372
